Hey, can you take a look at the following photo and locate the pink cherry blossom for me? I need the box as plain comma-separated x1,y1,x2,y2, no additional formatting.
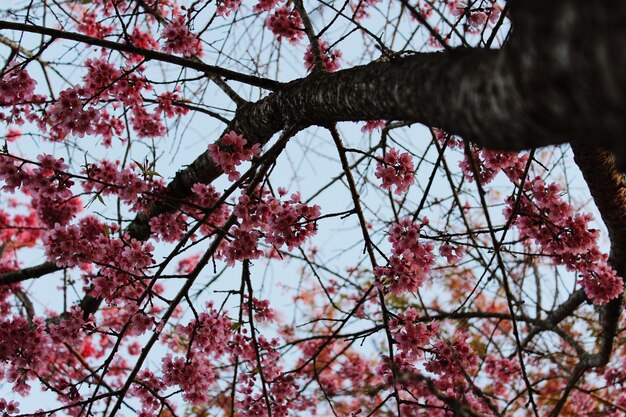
266,7,305,44
361,120,385,133
254,0,281,12
374,217,435,294
161,15,203,57
216,0,242,16
208,131,262,181
304,39,342,72
505,176,623,304
439,243,465,263
375,148,416,195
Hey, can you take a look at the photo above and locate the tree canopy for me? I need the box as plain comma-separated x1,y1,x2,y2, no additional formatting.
0,0,624,416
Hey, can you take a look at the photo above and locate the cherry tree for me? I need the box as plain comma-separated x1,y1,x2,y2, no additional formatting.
0,0,624,416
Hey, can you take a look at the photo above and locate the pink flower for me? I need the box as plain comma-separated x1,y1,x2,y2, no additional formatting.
375,148,415,194
156,89,189,118
162,15,203,57
127,30,159,63
176,253,201,274
0,65,37,106
254,0,281,12
130,107,166,138
266,7,305,44
77,11,113,38
207,131,261,181
460,148,527,184
448,0,466,17
505,176,623,305
579,264,624,305
304,39,342,72
188,183,230,235
221,225,264,265
439,243,465,263
374,217,435,294
216,0,242,16
5,126,21,142
390,308,438,360
425,332,477,387
219,187,320,265
149,212,188,242
361,120,385,133
249,297,277,322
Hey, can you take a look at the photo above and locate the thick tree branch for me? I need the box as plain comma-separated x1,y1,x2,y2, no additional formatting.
0,261,60,286
0,20,282,90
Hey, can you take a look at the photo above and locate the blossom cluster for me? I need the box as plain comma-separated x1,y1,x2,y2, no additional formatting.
221,188,321,265
208,131,262,181
0,202,41,251
439,242,465,263
82,159,151,209
253,0,281,12
77,10,114,38
255,2,345,72
41,215,156,306
375,148,416,195
0,65,39,107
459,147,528,184
506,177,623,304
187,182,231,236
159,304,234,404
484,355,519,395
156,89,189,118
42,57,184,143
234,334,302,417
391,308,439,361
374,316,488,414
424,332,478,389
152,299,309,416
304,39,342,72
0,64,44,125
161,15,203,57
47,87,105,141
0,399,20,415
294,337,379,404
376,309,436,391
127,29,160,62
0,316,52,395
0,154,82,227
266,7,305,44
446,1,501,34
216,0,241,16
374,217,435,294
361,120,385,133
